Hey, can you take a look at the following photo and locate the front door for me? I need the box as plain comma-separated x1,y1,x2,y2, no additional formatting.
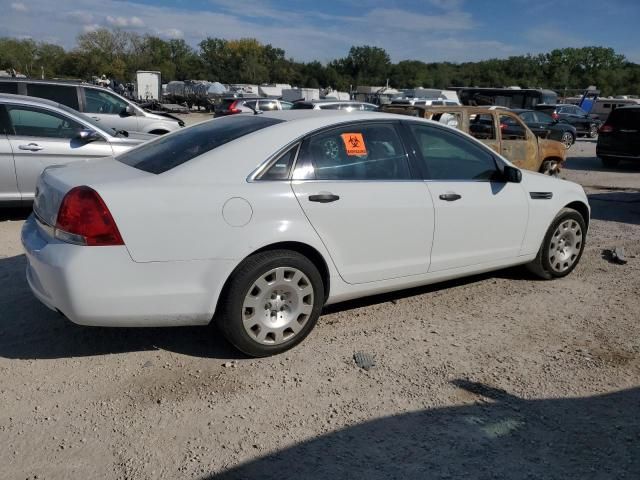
83,88,140,133
405,122,528,272
5,104,114,200
291,122,435,284
498,113,539,171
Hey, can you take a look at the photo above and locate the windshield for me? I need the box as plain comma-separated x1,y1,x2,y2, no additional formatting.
116,115,284,174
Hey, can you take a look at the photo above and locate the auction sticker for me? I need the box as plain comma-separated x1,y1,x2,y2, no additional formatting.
341,133,367,156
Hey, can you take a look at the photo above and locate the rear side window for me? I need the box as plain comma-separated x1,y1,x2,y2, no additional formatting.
0,82,18,94
607,109,640,127
117,115,284,174
26,84,79,110
84,89,128,114
300,123,411,180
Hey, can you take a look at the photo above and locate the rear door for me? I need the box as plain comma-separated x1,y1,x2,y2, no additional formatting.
404,121,528,272
5,104,114,200
82,87,140,132
0,106,19,202
291,121,435,284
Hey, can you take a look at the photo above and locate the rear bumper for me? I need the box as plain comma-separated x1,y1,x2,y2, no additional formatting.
21,215,235,327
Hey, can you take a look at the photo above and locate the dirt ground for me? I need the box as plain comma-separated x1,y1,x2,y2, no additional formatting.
1,130,639,479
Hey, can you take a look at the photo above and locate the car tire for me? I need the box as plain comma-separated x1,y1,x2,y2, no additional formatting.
588,125,598,138
561,131,574,149
526,208,586,280
217,250,325,357
601,156,620,168
540,159,560,176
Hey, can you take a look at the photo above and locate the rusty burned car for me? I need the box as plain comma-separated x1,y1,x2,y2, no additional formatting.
380,105,567,175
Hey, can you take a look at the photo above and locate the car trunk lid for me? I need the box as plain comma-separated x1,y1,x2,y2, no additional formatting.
34,157,149,228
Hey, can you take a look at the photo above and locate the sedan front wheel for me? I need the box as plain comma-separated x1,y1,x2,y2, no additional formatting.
561,131,574,149
217,250,324,357
526,208,586,279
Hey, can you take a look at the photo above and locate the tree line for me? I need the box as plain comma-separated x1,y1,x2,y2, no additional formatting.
1,28,639,96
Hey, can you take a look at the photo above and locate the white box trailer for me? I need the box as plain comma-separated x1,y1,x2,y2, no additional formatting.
136,70,162,101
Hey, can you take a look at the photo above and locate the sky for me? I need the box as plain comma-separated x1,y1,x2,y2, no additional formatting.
2,0,640,63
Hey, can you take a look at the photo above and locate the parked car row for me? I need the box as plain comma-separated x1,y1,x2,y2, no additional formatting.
0,78,184,135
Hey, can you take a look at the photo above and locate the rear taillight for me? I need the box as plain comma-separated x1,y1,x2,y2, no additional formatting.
228,100,241,114
500,123,507,131
55,186,124,246
551,112,559,120
599,124,614,133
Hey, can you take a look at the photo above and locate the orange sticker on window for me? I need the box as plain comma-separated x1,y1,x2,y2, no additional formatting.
341,133,367,156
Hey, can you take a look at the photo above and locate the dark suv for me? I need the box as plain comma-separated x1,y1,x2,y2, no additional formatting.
534,104,601,138
596,106,640,167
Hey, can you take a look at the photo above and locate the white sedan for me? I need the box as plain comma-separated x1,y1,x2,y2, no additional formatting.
22,111,590,357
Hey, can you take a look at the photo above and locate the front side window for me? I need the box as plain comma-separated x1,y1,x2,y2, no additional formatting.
408,123,498,181
280,101,293,110
84,89,129,114
116,115,283,174
300,123,411,180
6,105,83,139
500,115,527,140
469,113,496,140
26,84,79,110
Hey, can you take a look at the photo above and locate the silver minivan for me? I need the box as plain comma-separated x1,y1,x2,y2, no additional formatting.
0,79,184,135
0,94,152,205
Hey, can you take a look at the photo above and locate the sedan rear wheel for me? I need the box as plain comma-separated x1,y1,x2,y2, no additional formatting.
217,250,324,357
561,131,574,149
526,208,586,279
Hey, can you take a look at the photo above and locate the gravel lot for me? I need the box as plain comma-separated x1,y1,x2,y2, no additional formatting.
1,128,639,479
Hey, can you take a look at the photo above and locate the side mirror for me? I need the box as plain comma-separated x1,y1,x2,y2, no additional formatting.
75,129,99,142
503,165,522,183
122,105,136,116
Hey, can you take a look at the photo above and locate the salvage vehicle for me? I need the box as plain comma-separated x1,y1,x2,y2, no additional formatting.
22,111,590,357
511,109,577,149
381,105,567,175
596,105,640,167
0,94,152,206
0,79,184,135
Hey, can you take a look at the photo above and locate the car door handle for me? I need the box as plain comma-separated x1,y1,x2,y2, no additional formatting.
439,193,462,201
309,193,340,203
91,116,100,121
18,143,43,151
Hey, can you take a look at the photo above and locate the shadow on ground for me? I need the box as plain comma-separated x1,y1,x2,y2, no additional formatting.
0,253,533,361
564,154,640,174
207,381,640,480
588,191,640,225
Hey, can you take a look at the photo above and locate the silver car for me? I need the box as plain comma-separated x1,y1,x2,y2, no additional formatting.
0,79,184,135
0,94,152,205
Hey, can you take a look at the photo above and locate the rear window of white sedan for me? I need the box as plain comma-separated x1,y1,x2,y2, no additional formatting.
117,115,284,174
